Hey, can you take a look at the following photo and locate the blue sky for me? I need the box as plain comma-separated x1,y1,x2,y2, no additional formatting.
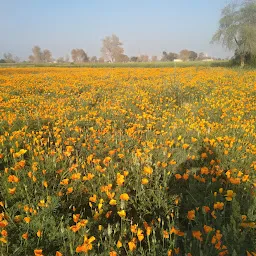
0,0,232,60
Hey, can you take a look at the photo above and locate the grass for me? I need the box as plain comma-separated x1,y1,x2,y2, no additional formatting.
0,60,231,68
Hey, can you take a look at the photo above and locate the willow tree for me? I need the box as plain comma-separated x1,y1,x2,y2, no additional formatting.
212,1,256,67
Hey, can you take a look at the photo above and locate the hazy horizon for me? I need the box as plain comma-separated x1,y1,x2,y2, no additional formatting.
1,0,232,61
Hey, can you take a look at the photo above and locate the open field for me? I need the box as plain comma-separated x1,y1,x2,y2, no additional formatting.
0,67,256,255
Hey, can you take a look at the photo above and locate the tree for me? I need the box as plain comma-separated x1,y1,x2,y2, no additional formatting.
71,49,89,63
188,51,198,61
56,57,65,63
130,56,138,62
138,55,149,62
211,1,256,67
151,56,158,62
101,34,124,62
179,49,190,61
90,56,98,63
32,46,42,63
198,52,206,60
42,49,52,63
161,51,178,61
28,46,52,63
116,54,129,62
3,53,15,63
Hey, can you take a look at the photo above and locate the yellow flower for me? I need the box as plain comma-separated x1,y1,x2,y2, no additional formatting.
117,210,126,218
225,190,236,201
116,240,122,248
120,193,129,201
141,178,149,185
143,166,153,175
109,199,117,206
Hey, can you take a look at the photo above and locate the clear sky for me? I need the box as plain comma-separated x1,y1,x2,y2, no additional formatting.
0,0,232,60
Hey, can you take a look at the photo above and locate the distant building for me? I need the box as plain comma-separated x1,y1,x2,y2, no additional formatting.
202,59,214,62
174,59,183,62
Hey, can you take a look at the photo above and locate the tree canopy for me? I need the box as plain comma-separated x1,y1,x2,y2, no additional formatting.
212,1,256,67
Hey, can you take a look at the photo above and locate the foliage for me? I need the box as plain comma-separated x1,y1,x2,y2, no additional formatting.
71,49,89,63
212,1,256,67
101,34,124,63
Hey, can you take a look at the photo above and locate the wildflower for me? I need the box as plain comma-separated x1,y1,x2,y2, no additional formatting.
175,174,182,179
163,230,169,238
214,202,224,210
24,217,31,223
9,187,16,195
187,210,195,220
56,252,63,256
76,235,95,253
37,230,42,237
182,144,189,149
192,230,203,241
128,238,136,251
203,225,213,233
22,233,28,240
117,210,126,218
137,228,144,241
141,178,149,184
120,193,129,201
0,237,7,243
34,249,43,256
1,230,7,237
116,240,122,248
225,190,235,201
7,175,19,183
109,199,117,206
109,251,117,256
116,173,125,186
89,194,97,203
143,166,153,175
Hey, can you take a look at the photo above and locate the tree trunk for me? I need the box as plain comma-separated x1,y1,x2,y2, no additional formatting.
240,54,245,68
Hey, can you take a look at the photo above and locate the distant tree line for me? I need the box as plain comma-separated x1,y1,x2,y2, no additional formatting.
0,34,221,64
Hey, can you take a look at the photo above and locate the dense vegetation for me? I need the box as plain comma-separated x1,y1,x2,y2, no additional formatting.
0,67,255,255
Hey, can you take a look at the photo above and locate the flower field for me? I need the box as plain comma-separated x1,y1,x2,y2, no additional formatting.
0,67,255,255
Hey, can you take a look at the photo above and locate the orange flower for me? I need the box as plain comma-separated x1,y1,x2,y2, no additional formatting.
128,238,136,251
8,175,19,183
22,232,28,240
214,202,224,210
109,251,117,256
163,230,169,238
76,235,95,253
120,193,129,201
192,230,203,241
203,206,210,213
89,194,97,203
203,225,213,233
34,249,43,256
9,187,16,195
37,230,42,237
24,217,31,223
1,230,7,237
175,174,182,179
56,251,63,256
187,210,195,221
